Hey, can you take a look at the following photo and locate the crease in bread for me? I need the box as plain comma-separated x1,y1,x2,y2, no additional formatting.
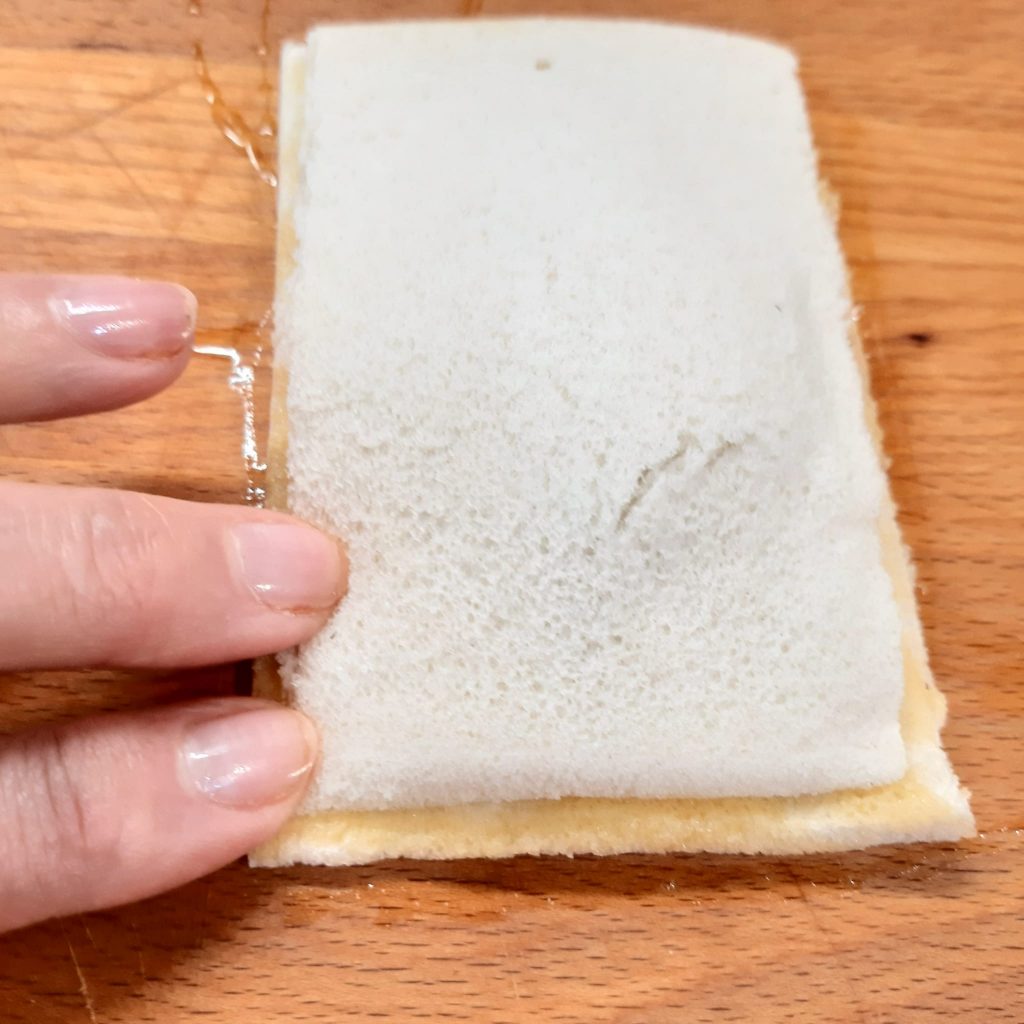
251,22,972,867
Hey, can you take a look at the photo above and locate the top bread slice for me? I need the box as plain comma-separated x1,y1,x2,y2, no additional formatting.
251,20,972,867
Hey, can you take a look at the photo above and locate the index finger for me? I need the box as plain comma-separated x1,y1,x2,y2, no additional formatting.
0,274,195,423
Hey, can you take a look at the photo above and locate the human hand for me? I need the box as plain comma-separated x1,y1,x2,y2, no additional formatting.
0,275,345,933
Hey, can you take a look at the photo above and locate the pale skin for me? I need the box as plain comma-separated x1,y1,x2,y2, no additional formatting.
0,275,347,934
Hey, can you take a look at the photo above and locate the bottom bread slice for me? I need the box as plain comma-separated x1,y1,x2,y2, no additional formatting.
249,35,972,867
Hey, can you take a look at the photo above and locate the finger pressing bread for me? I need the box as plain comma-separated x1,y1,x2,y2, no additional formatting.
0,481,347,671
0,699,317,932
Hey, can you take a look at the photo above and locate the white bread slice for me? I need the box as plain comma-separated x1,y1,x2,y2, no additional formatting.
251,21,972,866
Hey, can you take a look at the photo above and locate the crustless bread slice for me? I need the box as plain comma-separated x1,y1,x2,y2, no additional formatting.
251,21,972,866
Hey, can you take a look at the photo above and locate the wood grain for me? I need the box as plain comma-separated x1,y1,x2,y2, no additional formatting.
0,0,1022,1020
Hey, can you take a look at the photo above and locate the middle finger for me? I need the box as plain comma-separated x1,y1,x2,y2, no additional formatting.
0,481,347,671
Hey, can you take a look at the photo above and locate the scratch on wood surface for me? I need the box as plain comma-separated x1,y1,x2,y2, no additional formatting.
198,878,213,943
66,936,99,1024
128,915,148,981
785,866,869,1024
91,131,166,230
11,77,189,160
0,123,24,187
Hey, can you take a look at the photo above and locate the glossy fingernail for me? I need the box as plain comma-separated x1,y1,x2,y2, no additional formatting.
180,707,318,808
55,277,196,358
230,521,346,612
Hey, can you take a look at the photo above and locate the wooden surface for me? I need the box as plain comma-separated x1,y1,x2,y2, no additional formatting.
1,0,1022,1020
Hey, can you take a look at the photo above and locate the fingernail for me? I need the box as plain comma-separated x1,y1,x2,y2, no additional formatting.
54,277,196,358
230,521,346,612
181,707,319,808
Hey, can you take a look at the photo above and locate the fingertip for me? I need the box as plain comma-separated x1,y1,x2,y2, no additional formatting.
229,520,349,614
171,282,199,339
180,703,320,810
0,274,198,422
58,339,193,420
57,276,197,361
0,487,349,672
0,699,319,930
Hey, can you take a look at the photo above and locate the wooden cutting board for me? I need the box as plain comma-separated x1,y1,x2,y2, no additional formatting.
1,1,1022,1021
